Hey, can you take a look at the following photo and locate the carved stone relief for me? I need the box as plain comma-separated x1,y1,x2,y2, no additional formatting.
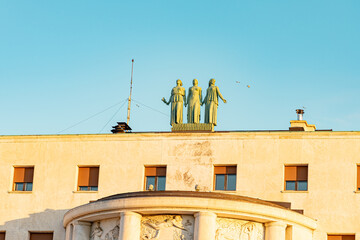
90,221,103,240
215,218,264,240
141,215,194,240
90,218,120,240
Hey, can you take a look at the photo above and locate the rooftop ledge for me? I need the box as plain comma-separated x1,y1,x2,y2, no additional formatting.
0,129,339,138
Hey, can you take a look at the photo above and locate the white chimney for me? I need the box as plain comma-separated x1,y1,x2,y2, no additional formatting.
296,109,305,121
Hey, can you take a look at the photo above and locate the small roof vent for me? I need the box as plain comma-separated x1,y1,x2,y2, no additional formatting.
296,109,304,121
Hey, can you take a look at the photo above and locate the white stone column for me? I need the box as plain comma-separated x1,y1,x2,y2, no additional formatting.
65,223,73,240
119,211,142,240
72,221,91,240
265,221,287,240
194,212,217,240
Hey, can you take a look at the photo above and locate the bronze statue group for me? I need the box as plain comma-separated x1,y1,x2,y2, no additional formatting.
162,78,226,126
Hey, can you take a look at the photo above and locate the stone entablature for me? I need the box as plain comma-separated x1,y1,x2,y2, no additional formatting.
63,191,316,240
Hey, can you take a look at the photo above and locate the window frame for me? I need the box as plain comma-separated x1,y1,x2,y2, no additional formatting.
13,166,34,192
284,164,308,191
144,166,167,191
77,166,100,192
29,232,54,240
213,165,237,191
327,234,355,240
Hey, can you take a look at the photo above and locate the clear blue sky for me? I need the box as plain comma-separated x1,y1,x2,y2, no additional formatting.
1,0,359,135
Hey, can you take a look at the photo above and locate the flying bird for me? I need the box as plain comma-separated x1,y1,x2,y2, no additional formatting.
236,81,251,88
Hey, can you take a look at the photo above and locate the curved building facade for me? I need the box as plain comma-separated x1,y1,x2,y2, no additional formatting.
63,191,316,240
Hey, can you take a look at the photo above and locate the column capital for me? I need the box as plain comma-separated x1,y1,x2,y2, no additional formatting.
119,211,142,240
194,211,217,218
72,220,92,226
120,211,142,219
72,221,92,240
265,221,287,240
265,221,287,228
194,211,217,240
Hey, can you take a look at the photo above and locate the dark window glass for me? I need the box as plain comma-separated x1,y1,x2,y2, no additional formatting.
146,176,156,190
215,174,225,190
297,181,308,191
25,183,33,191
157,176,166,191
78,186,98,191
15,183,24,191
286,181,296,190
227,174,236,191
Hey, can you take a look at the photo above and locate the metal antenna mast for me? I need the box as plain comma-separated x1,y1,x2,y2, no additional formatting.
127,59,134,125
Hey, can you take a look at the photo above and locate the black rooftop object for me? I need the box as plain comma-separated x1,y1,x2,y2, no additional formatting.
111,122,132,133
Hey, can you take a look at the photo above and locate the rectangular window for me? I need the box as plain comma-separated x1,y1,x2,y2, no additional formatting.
77,167,99,191
328,235,355,240
30,232,53,240
13,167,34,191
214,166,237,191
145,166,166,191
284,165,308,191
0,232,5,240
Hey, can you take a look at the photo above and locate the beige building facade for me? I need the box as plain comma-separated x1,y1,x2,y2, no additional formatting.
1,127,360,240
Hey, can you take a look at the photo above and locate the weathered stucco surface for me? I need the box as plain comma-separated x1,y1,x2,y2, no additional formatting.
0,131,360,239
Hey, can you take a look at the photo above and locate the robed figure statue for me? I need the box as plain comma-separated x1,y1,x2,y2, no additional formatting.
203,78,226,126
186,79,202,123
162,79,186,126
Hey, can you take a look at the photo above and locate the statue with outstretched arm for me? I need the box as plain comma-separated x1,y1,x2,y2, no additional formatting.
162,79,186,126
202,78,226,126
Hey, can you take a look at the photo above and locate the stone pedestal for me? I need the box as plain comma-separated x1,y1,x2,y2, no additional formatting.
119,211,141,240
194,212,217,240
72,221,91,240
172,123,214,132
265,221,287,240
